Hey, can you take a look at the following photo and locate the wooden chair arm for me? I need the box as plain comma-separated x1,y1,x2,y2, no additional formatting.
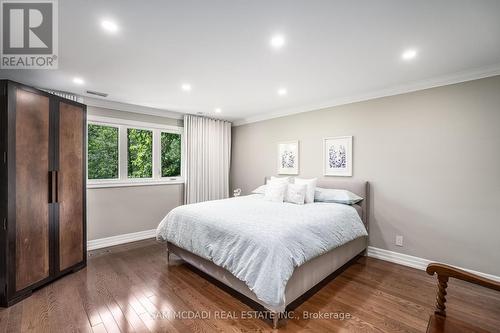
426,263,500,317
426,263,500,291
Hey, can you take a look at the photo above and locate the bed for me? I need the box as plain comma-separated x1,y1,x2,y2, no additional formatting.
156,179,369,328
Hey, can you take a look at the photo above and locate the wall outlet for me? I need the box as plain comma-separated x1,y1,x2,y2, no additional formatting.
395,235,404,247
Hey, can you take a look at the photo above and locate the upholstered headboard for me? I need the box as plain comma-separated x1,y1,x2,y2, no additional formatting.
264,177,370,228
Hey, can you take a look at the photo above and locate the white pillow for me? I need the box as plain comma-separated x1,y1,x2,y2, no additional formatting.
269,176,291,184
251,184,266,194
314,187,363,205
263,180,288,202
294,178,317,203
285,183,307,205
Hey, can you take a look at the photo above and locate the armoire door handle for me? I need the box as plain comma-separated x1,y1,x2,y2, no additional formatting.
48,171,53,203
49,170,58,203
54,171,59,203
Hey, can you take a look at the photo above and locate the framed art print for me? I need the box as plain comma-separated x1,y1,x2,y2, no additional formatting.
323,136,352,176
277,140,299,175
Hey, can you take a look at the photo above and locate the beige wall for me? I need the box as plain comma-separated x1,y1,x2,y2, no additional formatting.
87,184,183,240
87,106,184,240
231,75,500,276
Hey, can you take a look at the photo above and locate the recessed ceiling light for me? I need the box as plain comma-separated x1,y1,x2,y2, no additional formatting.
402,49,417,60
214,108,222,113
73,77,85,85
277,88,287,96
101,20,119,33
181,83,192,92
270,34,285,49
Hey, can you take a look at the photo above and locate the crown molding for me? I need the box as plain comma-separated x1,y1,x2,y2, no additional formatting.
80,63,500,125
83,96,185,120
233,63,500,126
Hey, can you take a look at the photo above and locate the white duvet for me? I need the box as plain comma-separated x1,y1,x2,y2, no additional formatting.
156,194,368,309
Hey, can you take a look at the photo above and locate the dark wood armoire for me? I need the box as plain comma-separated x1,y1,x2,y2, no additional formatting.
0,80,86,307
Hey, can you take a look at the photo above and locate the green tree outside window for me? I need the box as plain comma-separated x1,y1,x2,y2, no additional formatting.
128,128,153,178
87,124,119,179
161,132,181,177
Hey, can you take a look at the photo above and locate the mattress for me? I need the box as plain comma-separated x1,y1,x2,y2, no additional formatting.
157,193,368,310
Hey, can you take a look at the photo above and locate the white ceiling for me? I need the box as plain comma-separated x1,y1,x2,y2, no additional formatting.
2,0,500,124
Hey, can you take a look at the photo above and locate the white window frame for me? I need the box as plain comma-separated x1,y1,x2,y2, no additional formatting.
87,115,184,188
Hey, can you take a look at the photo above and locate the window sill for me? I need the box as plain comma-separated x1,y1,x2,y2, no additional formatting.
87,180,184,189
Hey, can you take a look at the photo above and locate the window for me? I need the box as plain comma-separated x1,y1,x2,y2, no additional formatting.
87,124,119,180
87,116,183,188
127,128,153,178
161,132,181,177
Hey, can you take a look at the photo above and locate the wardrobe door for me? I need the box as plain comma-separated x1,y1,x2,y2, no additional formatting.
57,101,85,271
14,88,51,291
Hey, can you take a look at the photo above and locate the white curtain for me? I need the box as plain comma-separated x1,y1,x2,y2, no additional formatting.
184,115,231,204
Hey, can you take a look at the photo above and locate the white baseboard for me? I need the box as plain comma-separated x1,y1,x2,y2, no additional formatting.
367,246,500,282
87,229,156,251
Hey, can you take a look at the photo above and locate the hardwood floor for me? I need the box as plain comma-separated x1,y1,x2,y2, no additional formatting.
1,239,499,332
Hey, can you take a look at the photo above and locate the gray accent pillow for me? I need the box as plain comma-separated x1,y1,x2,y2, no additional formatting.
314,187,363,205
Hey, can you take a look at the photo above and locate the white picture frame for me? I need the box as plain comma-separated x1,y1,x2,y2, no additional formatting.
323,136,353,176
277,140,299,175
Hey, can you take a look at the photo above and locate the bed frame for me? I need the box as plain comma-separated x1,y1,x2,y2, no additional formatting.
166,179,369,328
